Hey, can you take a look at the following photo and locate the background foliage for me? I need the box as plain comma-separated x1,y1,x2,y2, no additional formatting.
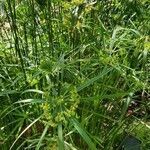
0,0,150,149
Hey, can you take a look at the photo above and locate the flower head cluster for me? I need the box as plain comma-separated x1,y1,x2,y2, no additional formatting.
41,85,80,127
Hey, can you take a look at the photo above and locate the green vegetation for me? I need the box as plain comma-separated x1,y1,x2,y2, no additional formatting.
0,0,149,149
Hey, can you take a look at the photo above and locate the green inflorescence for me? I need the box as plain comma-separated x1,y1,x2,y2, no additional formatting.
41,85,80,127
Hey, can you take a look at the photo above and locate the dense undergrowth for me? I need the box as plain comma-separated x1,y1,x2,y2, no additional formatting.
0,0,150,149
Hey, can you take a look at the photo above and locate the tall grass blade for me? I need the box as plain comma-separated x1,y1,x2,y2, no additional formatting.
58,123,64,150
36,125,49,150
71,119,97,150
77,67,112,92
9,116,42,150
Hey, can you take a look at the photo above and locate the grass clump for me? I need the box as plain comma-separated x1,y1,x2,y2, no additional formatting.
0,0,149,149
